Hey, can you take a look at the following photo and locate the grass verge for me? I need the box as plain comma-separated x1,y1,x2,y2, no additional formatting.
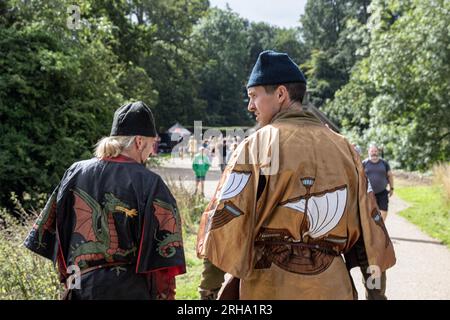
396,185,450,247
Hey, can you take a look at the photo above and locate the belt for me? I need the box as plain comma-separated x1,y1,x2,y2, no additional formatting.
78,261,133,277
255,240,340,256
61,262,133,300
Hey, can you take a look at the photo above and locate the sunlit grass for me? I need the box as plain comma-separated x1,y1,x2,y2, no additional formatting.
396,185,450,247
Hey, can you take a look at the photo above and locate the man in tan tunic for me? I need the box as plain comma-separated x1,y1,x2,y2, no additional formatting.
197,50,396,299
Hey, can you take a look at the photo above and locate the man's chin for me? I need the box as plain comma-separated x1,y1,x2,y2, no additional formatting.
255,121,266,130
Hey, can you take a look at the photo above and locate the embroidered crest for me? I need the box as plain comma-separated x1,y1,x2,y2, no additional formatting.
282,182,348,240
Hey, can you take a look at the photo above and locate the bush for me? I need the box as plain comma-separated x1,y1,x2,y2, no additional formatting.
0,206,61,299
165,177,209,234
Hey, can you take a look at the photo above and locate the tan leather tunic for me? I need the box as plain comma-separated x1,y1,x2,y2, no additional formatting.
197,110,395,299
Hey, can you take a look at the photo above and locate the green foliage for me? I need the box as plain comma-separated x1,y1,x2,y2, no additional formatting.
192,7,251,126
0,6,123,207
117,64,159,109
0,206,62,299
301,0,345,49
246,22,309,75
325,58,375,136
300,0,371,107
192,8,308,126
87,0,210,130
326,0,450,170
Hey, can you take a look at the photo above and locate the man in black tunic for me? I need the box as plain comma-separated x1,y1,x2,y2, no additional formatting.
24,101,185,299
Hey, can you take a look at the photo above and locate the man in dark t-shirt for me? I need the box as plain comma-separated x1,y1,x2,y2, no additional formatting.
360,144,394,300
363,145,394,221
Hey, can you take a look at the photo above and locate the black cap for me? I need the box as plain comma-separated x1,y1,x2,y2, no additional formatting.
110,101,157,137
247,50,306,88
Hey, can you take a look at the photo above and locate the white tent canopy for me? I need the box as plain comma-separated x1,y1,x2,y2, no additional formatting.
167,122,191,136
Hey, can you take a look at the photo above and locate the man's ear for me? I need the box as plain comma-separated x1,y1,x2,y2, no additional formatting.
135,136,143,150
276,85,289,102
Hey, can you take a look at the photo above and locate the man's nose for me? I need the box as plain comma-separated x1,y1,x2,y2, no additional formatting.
248,101,255,112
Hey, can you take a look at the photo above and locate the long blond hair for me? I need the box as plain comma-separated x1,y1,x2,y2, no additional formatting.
94,136,136,158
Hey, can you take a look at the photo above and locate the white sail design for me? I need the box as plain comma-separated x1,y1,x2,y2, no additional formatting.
218,172,251,201
283,187,347,238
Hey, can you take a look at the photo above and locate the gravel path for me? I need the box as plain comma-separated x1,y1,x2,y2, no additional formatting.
351,194,450,300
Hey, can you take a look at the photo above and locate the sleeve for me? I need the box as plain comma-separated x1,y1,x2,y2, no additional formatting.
24,164,82,283
23,185,59,261
136,176,186,278
362,159,368,168
384,160,391,172
345,145,396,272
196,140,261,279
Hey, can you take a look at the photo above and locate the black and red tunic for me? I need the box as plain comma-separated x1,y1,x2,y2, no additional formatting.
24,155,185,299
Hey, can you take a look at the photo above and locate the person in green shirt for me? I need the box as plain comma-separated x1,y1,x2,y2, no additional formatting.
192,147,211,196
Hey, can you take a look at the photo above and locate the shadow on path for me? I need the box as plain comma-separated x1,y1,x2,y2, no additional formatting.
391,237,445,246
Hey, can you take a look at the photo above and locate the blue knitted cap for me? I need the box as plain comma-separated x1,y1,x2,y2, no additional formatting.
247,50,306,88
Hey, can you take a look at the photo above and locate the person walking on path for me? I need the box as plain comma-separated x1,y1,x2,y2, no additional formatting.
192,147,211,197
359,143,395,299
363,144,394,221
24,101,186,300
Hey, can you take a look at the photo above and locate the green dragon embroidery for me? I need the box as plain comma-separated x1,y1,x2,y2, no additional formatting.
153,199,183,258
71,188,137,269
